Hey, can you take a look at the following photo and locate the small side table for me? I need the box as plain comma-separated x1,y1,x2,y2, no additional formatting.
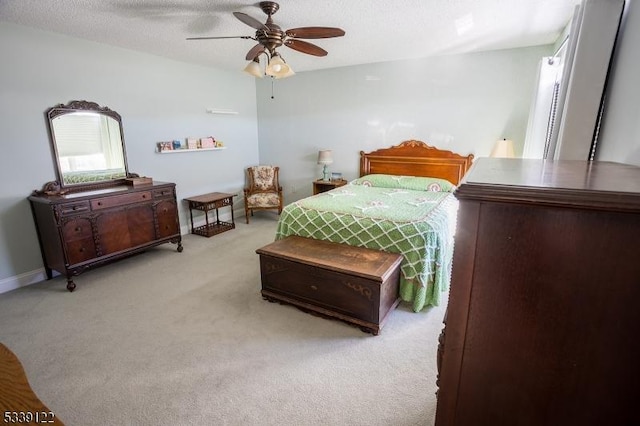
313,179,348,195
184,192,235,237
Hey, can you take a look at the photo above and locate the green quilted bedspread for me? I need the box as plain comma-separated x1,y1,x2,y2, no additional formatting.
275,184,457,311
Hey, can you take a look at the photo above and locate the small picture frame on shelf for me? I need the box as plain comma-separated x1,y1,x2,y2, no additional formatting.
331,172,342,181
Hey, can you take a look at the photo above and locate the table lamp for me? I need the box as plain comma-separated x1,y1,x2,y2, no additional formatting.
317,150,333,181
490,139,515,158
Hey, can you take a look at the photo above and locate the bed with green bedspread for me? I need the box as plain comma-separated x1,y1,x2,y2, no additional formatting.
275,174,458,312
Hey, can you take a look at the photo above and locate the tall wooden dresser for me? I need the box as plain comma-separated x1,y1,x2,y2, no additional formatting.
435,158,640,426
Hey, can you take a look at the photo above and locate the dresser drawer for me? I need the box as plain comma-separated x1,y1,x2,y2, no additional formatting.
58,201,91,216
152,188,174,199
90,191,152,210
61,217,97,265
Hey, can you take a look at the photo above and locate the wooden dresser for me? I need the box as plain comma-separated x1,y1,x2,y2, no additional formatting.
435,158,640,426
29,181,182,291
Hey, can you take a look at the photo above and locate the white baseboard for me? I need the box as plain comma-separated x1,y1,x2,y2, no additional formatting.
0,269,48,295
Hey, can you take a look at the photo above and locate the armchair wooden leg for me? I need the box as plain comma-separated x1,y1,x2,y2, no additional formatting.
245,206,250,224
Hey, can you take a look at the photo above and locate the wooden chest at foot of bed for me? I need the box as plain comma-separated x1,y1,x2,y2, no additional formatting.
256,236,403,335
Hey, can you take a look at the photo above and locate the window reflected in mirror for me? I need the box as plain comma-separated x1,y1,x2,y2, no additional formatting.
45,100,130,189
52,113,126,180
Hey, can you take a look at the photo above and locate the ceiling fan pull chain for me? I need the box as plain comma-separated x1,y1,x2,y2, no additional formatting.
271,77,275,99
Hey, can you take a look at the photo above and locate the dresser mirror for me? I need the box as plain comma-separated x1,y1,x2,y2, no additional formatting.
42,100,132,193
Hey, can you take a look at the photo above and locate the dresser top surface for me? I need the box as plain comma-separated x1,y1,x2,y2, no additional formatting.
29,181,174,203
464,158,640,192
456,159,640,211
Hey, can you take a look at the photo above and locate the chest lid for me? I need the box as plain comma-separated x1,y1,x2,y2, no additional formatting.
256,236,402,282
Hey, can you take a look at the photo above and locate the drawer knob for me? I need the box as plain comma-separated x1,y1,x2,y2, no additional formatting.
75,227,81,232
310,285,318,291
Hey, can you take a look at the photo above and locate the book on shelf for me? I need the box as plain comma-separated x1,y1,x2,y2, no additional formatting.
186,138,198,150
200,137,215,148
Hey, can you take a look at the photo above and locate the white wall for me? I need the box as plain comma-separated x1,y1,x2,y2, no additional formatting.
596,0,640,165
0,22,259,285
255,46,552,202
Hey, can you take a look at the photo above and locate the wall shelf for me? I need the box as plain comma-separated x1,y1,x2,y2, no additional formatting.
157,147,227,154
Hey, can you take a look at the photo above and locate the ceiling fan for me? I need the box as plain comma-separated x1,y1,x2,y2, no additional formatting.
186,1,345,78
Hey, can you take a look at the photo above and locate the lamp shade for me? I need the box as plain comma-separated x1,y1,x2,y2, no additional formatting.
274,66,295,79
490,139,515,158
243,58,262,78
266,53,291,78
317,150,333,165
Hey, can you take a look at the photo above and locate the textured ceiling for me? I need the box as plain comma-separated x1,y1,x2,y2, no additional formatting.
0,0,581,73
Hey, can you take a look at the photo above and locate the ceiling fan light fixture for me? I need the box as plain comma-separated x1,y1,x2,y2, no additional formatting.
275,66,295,79
243,57,263,78
189,2,345,81
266,53,291,77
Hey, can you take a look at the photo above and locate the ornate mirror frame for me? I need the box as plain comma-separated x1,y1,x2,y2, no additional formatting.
38,100,136,195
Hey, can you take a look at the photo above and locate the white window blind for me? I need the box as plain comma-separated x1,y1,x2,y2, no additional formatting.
53,113,104,157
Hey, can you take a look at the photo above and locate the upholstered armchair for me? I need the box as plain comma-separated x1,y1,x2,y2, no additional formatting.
243,165,283,223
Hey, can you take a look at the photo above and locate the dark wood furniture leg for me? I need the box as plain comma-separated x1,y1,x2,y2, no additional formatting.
189,205,195,234
66,277,76,292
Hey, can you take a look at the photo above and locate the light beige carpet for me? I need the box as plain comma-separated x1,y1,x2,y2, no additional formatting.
0,213,447,426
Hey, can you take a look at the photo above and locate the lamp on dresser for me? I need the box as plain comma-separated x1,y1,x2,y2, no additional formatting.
490,138,515,158
317,150,333,181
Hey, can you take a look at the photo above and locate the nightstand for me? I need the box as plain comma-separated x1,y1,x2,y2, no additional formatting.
313,179,347,195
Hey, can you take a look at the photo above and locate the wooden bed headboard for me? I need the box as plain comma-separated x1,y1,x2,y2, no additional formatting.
359,140,474,185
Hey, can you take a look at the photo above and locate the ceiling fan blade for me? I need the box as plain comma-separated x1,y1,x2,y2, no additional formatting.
245,44,266,60
284,39,328,57
233,12,268,31
285,27,345,39
186,36,253,40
